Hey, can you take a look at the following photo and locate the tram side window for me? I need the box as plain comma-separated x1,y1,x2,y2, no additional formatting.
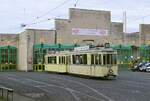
59,57,61,64
63,57,66,64
91,55,94,64
107,54,111,64
59,56,66,64
99,54,102,65
48,56,56,64
72,54,87,65
103,54,111,65
103,54,106,65
91,54,102,65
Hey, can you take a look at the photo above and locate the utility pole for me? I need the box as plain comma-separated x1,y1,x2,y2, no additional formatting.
55,30,57,44
123,11,127,45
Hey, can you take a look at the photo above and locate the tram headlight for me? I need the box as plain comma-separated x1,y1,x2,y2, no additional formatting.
108,69,113,75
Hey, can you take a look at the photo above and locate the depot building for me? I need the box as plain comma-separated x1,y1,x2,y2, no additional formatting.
1,8,150,71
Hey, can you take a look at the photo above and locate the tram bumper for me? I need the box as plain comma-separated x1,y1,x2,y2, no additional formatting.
107,69,116,77
106,66,118,78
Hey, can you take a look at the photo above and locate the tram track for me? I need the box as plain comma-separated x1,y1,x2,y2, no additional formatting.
16,73,114,101
53,77,114,101
2,74,110,101
3,75,80,101
0,73,140,100
0,71,150,101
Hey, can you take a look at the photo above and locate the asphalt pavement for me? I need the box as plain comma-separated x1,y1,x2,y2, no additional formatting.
0,70,150,101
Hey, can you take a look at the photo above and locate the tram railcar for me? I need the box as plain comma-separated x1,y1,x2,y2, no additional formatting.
45,46,118,78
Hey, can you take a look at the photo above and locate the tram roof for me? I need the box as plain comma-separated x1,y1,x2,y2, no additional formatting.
45,47,116,57
110,44,132,50
45,51,69,57
69,47,116,54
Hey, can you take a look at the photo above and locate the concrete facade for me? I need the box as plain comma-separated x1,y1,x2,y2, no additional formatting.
0,34,18,47
55,19,71,44
55,8,123,45
110,22,124,45
139,24,150,45
124,32,140,46
18,29,55,71
3,8,150,71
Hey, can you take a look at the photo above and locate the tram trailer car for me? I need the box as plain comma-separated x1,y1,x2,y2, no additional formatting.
45,52,69,73
45,47,118,78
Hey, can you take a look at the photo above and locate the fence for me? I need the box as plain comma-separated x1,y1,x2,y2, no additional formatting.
0,46,17,71
0,86,13,101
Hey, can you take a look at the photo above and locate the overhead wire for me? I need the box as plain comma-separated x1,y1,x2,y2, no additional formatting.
74,0,79,7
23,0,113,27
21,14,67,28
37,0,70,19
125,12,150,24
8,0,136,32
22,0,71,27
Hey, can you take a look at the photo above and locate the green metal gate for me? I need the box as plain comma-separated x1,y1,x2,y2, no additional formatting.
33,44,51,71
0,46,17,71
139,44,150,62
111,44,132,69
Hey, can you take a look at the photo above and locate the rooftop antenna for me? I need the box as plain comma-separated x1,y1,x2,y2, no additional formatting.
20,8,27,28
123,11,127,33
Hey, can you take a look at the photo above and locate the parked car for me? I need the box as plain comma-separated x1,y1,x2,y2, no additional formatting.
131,62,147,72
139,62,150,72
145,66,150,72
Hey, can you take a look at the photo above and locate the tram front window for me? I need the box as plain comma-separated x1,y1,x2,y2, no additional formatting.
103,54,117,65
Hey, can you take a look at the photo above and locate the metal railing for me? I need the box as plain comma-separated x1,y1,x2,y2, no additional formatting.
0,86,13,101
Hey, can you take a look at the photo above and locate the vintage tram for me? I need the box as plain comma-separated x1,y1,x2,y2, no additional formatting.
44,46,118,78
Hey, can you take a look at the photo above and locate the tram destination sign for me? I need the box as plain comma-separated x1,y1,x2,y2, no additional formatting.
74,46,90,51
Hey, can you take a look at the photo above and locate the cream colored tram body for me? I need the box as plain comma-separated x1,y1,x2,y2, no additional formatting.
45,47,118,78
45,52,69,73
68,48,118,78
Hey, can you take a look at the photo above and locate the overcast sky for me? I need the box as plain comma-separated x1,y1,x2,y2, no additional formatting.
0,0,150,33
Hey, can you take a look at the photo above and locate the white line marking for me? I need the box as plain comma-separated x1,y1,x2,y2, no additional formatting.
3,76,82,101
55,77,114,101
4,74,112,101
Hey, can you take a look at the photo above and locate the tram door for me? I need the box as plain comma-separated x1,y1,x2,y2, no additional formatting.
91,54,101,75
